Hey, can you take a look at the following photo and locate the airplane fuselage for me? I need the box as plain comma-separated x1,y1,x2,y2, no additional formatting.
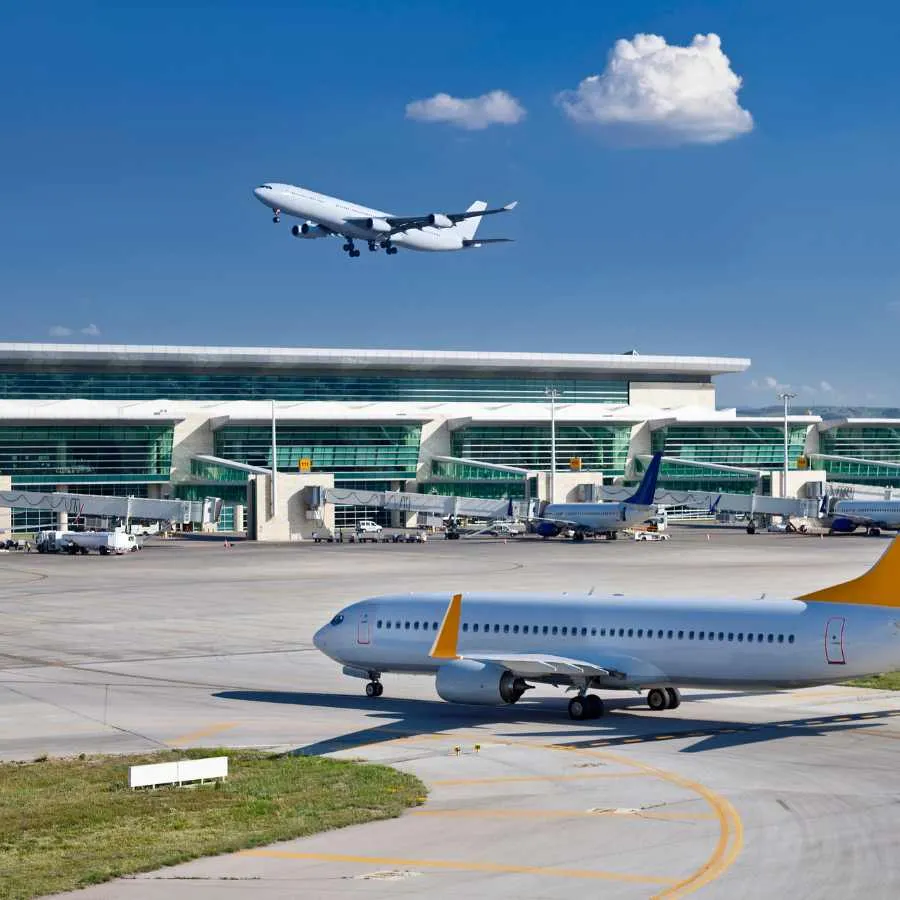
832,500,900,533
314,592,899,689
541,502,653,534
253,183,467,251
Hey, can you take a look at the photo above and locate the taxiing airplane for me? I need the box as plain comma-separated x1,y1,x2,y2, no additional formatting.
313,538,900,720
253,183,516,257
825,498,900,535
532,453,663,540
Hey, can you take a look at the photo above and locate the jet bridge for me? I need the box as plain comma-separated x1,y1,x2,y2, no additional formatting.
0,488,219,526
325,486,515,520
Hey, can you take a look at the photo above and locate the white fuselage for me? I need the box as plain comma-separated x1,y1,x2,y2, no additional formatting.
253,183,467,251
834,500,900,531
315,592,899,689
542,502,654,533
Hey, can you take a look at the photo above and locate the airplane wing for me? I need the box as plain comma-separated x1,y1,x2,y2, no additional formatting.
428,594,624,683
385,202,517,232
461,653,612,679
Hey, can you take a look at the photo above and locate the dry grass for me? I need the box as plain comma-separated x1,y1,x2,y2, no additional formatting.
0,748,424,900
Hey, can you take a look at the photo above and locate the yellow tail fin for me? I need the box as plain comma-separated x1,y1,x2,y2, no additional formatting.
797,537,900,607
429,593,462,659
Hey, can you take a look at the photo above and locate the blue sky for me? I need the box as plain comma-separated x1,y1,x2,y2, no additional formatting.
2,1,899,407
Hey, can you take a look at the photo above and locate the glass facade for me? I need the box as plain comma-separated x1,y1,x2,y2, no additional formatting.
0,425,173,485
650,424,806,492
426,460,536,500
818,426,900,486
214,424,421,477
451,424,630,474
0,370,629,404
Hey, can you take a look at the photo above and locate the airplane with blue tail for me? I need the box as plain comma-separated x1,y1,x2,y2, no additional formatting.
531,453,663,541
821,495,900,535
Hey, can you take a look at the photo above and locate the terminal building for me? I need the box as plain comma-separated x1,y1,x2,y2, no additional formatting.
1,342,898,535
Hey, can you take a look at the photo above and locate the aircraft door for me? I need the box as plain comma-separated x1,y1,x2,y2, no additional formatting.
825,617,846,664
357,611,371,645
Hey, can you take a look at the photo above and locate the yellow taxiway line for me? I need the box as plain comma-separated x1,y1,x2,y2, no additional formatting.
239,849,677,885
165,721,237,746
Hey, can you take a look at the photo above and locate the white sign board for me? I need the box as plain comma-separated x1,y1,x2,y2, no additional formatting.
129,756,228,789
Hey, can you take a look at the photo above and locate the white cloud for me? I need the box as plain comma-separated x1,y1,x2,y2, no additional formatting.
819,380,834,394
49,325,73,337
556,32,753,145
406,90,526,130
81,323,100,337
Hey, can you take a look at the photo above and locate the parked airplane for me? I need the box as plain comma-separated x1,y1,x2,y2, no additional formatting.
252,183,516,257
826,498,900,535
532,453,663,540
313,538,900,720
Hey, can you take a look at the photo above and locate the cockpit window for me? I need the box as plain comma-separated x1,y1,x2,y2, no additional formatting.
258,184,273,190
330,613,345,626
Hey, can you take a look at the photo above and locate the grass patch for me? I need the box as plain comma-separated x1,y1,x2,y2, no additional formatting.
0,748,424,900
843,672,900,690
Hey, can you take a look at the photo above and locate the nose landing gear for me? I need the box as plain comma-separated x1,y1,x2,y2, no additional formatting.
365,680,384,698
272,208,281,224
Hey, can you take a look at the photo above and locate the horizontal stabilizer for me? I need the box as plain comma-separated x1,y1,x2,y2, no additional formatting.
463,238,513,247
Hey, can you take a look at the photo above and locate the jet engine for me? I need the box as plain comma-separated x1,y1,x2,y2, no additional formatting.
535,521,562,538
435,658,528,705
830,517,858,534
292,222,329,239
364,218,392,233
427,213,453,228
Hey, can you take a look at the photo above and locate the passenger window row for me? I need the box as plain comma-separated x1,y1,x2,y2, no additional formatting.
374,619,795,644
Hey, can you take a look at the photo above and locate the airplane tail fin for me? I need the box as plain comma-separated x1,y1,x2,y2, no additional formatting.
625,453,663,506
797,536,900,607
456,201,487,241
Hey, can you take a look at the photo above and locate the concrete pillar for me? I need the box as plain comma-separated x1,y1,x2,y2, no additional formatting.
56,484,69,529
0,474,10,536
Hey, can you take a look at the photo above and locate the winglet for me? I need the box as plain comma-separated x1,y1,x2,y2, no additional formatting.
797,537,900,607
503,201,518,211
429,592,462,659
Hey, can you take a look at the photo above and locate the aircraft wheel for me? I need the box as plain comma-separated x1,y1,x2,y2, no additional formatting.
584,694,604,718
350,249,361,258
665,687,681,709
568,696,587,720
647,688,669,711
365,681,382,698
342,242,352,252
387,246,398,255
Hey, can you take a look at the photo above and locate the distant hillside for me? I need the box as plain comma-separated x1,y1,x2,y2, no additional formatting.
737,406,900,418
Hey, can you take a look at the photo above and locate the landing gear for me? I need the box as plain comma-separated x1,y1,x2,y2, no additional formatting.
343,240,361,258
379,240,398,255
272,208,281,224
365,681,383,698
646,687,681,711
573,531,586,542
868,527,882,536
568,693,604,720
368,241,378,252
386,246,398,255
647,688,668,711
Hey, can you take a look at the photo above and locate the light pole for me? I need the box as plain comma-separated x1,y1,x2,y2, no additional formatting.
270,399,278,518
778,391,796,498
545,387,560,503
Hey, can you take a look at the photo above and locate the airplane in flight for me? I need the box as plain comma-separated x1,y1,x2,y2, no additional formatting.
531,453,663,540
313,537,900,720
252,183,516,257
825,497,900,535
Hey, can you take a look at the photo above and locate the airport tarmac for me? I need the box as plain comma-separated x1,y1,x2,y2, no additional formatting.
2,528,899,898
